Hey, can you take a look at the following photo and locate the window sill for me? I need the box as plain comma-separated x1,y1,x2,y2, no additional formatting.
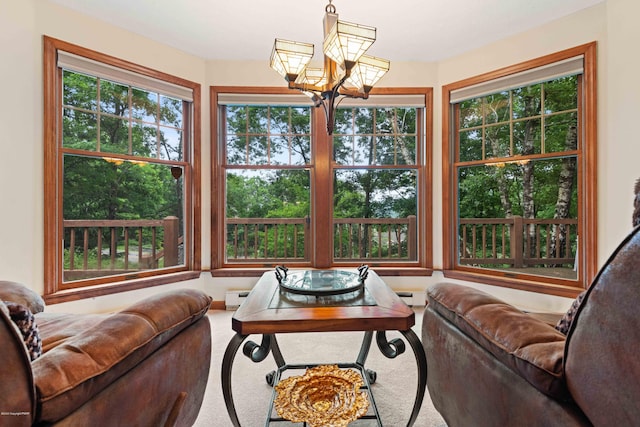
211,267,433,278
44,271,201,304
442,269,584,298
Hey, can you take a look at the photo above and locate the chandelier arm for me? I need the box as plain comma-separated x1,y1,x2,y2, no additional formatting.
320,96,330,127
326,97,335,135
334,95,348,109
324,73,349,135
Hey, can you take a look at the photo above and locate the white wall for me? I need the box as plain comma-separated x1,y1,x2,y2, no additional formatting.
1,1,41,300
603,0,640,255
1,0,633,314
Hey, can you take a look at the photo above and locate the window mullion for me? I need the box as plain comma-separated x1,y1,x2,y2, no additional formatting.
540,84,546,153
97,78,102,152
313,107,333,268
128,87,133,155
509,91,514,156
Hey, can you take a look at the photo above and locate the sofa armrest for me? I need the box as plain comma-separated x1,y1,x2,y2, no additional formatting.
0,301,36,426
427,282,569,400
32,289,212,423
0,281,45,314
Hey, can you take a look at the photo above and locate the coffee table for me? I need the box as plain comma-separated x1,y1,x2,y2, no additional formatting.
221,268,427,426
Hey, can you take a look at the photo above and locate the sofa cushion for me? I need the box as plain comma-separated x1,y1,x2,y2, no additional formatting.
427,282,570,400
32,289,212,423
0,281,45,314
36,312,108,353
5,302,42,361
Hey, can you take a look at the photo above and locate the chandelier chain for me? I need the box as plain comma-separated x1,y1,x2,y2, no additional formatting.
325,0,336,14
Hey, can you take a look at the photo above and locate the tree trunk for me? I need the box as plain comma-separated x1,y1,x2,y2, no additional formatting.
494,168,513,218
520,94,540,257
393,109,415,165
550,124,578,261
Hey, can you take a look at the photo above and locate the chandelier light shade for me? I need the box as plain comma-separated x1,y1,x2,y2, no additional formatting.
322,20,376,69
295,67,327,87
345,54,391,91
270,0,390,134
270,39,314,82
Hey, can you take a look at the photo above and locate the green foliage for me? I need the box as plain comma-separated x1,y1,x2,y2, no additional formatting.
458,76,579,221
458,166,506,218
226,170,309,219
63,156,180,221
225,106,311,165
63,69,184,222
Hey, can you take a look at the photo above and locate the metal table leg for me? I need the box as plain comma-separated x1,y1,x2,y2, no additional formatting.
400,329,428,427
374,329,427,427
355,331,378,384
222,334,285,427
221,333,247,427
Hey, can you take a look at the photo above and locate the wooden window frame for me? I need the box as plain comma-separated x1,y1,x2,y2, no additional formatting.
442,42,597,298
210,86,433,277
43,36,201,303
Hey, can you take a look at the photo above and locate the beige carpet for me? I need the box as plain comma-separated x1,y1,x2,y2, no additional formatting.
194,307,447,426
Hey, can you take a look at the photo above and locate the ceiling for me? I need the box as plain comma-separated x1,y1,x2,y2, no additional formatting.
48,0,604,62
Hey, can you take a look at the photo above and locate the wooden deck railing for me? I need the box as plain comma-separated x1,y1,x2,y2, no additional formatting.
459,216,578,268
226,217,309,262
63,216,180,280
65,215,576,274
334,216,417,261
225,216,417,262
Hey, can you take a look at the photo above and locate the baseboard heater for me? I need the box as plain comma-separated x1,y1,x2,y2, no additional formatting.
225,290,250,310
395,290,426,307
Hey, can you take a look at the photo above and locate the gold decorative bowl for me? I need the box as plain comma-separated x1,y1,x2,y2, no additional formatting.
274,365,369,427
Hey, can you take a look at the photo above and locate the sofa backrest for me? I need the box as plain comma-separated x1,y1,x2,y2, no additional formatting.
565,225,640,425
0,301,36,426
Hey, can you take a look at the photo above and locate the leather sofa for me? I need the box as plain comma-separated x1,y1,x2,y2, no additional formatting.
0,282,212,427
422,225,640,426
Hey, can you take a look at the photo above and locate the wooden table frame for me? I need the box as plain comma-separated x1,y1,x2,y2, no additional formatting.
221,269,427,426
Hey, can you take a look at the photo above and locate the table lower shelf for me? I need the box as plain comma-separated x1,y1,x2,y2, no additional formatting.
265,362,382,426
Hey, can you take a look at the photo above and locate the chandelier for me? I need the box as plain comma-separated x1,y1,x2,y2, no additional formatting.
270,1,390,135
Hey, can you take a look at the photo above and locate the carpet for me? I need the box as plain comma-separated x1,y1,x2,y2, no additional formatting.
194,307,447,426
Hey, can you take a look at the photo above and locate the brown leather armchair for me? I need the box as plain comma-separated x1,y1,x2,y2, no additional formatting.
0,282,212,427
422,225,640,426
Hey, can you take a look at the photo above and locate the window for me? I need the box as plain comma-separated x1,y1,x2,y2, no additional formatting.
43,36,201,302
211,87,432,274
442,43,597,296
